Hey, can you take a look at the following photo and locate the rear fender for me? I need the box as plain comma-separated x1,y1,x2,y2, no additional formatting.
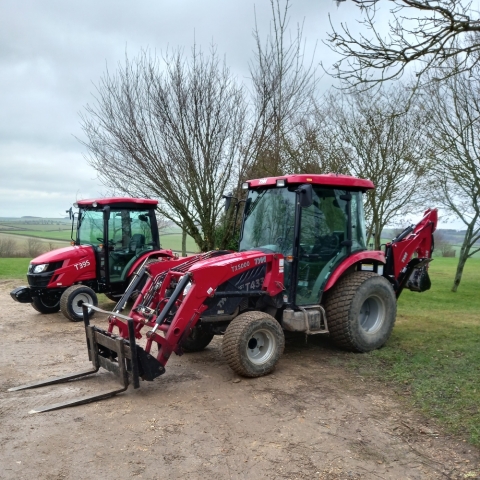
323,251,386,292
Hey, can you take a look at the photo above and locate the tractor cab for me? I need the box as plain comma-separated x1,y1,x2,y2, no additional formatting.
74,198,160,288
238,174,372,307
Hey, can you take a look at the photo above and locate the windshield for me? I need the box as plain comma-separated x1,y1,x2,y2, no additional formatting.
78,209,104,246
77,208,154,248
239,187,296,254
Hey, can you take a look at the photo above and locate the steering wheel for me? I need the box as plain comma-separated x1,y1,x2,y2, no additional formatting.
97,238,115,246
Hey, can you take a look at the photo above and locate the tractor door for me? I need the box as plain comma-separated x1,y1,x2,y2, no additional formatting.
294,188,367,305
106,209,158,284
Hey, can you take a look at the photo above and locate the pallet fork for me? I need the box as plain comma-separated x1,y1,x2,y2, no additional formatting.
9,304,165,413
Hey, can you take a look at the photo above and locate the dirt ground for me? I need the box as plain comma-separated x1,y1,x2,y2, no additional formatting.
0,280,479,480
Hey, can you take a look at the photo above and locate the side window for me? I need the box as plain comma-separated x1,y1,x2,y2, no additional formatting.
108,210,152,253
351,192,367,252
131,212,153,246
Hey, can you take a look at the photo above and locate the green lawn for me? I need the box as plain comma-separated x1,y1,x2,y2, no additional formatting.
160,232,198,254
346,257,480,446
0,258,31,279
0,230,72,241
0,225,199,253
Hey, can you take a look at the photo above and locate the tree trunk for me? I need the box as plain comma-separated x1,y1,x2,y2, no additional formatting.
451,234,470,292
181,229,187,257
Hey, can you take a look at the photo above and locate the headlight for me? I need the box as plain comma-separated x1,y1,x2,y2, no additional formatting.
32,264,49,274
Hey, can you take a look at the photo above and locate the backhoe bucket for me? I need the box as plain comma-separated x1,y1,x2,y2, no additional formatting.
9,304,165,413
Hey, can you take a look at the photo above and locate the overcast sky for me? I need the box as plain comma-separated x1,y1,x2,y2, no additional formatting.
0,0,367,218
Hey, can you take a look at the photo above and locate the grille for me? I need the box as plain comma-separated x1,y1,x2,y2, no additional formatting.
27,272,55,288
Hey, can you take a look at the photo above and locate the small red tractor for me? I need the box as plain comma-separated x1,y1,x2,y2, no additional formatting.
10,197,176,321
10,174,437,412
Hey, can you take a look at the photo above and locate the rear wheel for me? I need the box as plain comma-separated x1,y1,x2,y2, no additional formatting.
60,285,98,322
222,311,285,377
324,271,397,352
182,325,214,352
31,295,60,314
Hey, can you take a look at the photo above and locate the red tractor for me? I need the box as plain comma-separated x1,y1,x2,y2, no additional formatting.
10,174,438,412
10,197,176,321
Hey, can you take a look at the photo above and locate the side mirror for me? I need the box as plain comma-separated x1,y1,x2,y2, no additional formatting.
138,214,148,222
66,207,73,220
297,184,313,208
223,192,234,212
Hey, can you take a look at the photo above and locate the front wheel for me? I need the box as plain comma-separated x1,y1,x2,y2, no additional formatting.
31,295,60,314
222,311,285,377
182,325,214,352
60,285,98,322
324,271,397,352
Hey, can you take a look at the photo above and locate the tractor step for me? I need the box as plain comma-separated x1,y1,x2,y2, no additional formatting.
9,304,165,413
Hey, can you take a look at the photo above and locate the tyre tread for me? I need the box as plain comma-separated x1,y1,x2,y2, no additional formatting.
222,311,284,378
324,271,397,352
60,285,98,322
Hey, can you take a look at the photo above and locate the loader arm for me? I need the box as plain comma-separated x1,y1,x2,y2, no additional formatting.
137,251,284,366
383,208,438,297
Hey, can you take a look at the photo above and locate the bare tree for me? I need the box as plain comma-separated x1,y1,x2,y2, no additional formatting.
324,85,429,248
25,237,43,258
422,62,480,291
248,0,319,178
433,231,456,258
0,237,18,257
81,46,250,252
329,1,480,89
281,105,351,175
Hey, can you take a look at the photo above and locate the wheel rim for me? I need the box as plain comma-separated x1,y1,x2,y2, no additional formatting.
72,292,93,316
359,295,385,334
246,329,276,365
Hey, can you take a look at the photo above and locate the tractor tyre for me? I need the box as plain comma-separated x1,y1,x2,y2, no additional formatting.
181,325,214,353
31,295,60,314
324,271,397,352
60,285,98,322
222,311,285,378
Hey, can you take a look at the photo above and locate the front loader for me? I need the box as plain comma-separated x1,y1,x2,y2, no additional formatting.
10,174,437,412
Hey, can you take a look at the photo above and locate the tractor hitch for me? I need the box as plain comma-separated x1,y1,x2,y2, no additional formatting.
9,304,165,413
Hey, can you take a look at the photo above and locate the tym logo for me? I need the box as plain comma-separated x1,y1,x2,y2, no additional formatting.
254,256,266,265
259,178,268,184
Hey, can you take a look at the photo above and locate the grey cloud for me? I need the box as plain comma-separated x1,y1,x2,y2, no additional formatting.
0,0,352,218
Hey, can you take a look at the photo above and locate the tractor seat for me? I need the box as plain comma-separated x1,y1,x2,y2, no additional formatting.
129,234,145,254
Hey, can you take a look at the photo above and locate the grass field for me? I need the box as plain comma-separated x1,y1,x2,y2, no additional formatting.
0,258,31,279
346,257,480,446
0,221,199,254
1,255,478,446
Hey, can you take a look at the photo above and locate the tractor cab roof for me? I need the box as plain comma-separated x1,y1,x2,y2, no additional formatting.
246,174,374,190
75,198,158,209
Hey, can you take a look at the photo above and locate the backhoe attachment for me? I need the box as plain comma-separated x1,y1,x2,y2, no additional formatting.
8,304,164,413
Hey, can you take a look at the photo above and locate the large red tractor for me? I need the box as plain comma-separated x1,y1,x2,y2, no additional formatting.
10,174,437,412
10,197,175,321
